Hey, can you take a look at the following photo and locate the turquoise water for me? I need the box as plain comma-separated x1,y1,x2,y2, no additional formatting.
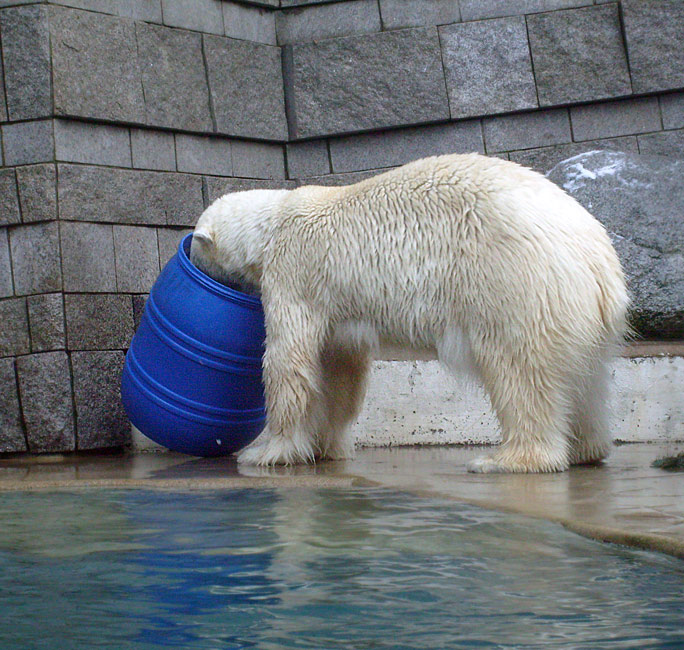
0,488,682,649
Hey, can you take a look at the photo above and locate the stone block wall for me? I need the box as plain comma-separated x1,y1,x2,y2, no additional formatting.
0,0,682,454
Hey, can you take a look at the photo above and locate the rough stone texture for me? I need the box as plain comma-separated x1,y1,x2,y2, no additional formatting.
459,0,590,22
509,135,638,172
2,120,55,166
113,225,160,293
231,140,286,179
204,177,296,205
547,151,684,338
161,0,224,34
204,36,287,141
276,0,380,44
65,294,134,350
527,5,631,106
157,227,192,267
440,17,537,119
59,222,116,292
131,293,148,330
175,134,233,176
0,169,20,226
15,164,57,223
131,129,176,171
57,165,204,227
117,0,162,22
286,140,330,178
483,108,571,153
27,293,65,352
9,222,62,295
136,23,213,133
570,97,661,142
379,0,461,29
0,229,12,298
223,2,276,45
72,351,129,449
661,93,684,130
299,169,383,187
0,46,7,123
0,297,29,357
54,120,132,167
0,357,25,452
622,0,684,94
637,130,684,159
330,121,483,173
0,5,52,121
50,6,145,123
16,351,75,452
285,28,449,139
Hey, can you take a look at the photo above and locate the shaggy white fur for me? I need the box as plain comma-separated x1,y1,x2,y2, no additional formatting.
190,153,629,472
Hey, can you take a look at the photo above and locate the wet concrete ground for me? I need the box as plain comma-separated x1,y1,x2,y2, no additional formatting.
1,442,682,559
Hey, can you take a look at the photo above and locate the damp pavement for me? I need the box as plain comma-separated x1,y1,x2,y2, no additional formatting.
0,443,682,560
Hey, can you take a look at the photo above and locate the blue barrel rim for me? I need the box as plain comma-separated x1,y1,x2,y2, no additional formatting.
178,233,263,310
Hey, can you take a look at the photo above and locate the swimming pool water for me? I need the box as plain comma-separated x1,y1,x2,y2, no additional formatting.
0,488,682,649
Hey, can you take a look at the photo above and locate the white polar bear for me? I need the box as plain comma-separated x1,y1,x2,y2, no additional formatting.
190,153,629,472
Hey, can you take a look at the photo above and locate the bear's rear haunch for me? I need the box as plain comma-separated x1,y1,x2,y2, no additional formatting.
191,153,629,472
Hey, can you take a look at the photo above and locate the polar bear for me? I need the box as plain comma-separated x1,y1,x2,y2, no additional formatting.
190,153,628,472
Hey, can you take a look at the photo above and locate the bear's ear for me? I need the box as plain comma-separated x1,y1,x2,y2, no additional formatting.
192,231,213,246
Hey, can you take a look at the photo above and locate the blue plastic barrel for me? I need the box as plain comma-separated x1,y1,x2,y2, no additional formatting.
121,233,266,456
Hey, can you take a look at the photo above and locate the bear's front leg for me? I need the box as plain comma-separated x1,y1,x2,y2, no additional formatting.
238,303,327,466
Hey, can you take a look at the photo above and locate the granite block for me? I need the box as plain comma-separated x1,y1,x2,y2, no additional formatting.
16,351,75,452
570,97,661,142
0,169,20,227
379,0,461,29
57,165,204,227
660,93,684,131
459,0,591,22
175,134,233,176
527,5,631,106
136,22,213,132
117,0,162,22
276,0,380,45
285,28,449,138
439,17,537,120
2,120,55,166
157,227,192,268
16,164,57,223
50,0,119,12
299,169,383,187
637,130,684,159
509,136,639,173
72,350,130,450
286,140,330,178
0,229,12,298
113,225,160,293
622,0,684,94
483,108,571,153
232,140,286,179
9,222,62,295
0,357,25,453
65,294,134,350
204,36,287,140
203,177,296,205
27,293,65,352
50,6,145,123
161,0,224,34
54,120,132,167
59,221,116,292
131,129,177,171
0,5,52,120
222,2,276,45
0,297,29,357
330,120,484,173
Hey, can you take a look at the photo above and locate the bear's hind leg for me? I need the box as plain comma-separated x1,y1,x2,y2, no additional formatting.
568,362,612,465
314,342,372,461
466,339,572,473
